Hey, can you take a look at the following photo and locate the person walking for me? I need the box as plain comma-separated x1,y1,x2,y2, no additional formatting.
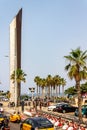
39,102,42,110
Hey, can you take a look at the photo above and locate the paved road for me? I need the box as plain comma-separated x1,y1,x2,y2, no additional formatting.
9,122,20,130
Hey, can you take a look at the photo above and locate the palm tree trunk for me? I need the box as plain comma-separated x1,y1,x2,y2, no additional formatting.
57,86,59,97
51,86,52,97
77,81,82,122
39,86,40,97
62,85,64,96
37,85,38,97
48,86,50,98
53,86,55,96
42,87,45,98
59,85,60,96
56,86,57,97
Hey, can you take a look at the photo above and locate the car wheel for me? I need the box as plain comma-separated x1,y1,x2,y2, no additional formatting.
17,119,21,123
20,127,23,130
63,110,66,113
20,125,23,130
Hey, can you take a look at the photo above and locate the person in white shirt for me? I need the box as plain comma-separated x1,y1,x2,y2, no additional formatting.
62,121,69,130
67,121,74,130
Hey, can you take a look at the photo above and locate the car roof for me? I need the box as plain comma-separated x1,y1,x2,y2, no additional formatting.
0,113,6,118
23,116,53,128
24,116,53,124
28,117,48,121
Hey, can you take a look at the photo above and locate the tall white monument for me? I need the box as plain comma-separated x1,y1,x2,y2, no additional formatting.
9,9,22,105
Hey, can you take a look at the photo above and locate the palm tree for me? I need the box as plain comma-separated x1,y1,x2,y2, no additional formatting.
6,91,11,100
53,75,60,97
46,74,52,98
11,68,27,106
11,68,26,83
61,78,66,96
52,76,56,97
34,76,41,97
39,78,47,98
64,47,87,121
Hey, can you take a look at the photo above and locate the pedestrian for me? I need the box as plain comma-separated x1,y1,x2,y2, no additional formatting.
21,100,24,112
67,121,74,130
62,120,69,130
40,102,42,110
28,101,30,106
79,124,86,130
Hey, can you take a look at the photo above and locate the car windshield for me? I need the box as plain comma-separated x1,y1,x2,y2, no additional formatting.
34,117,53,128
0,114,4,118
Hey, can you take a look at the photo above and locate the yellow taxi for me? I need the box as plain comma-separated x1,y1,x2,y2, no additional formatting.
0,114,5,122
20,116,54,130
9,112,21,123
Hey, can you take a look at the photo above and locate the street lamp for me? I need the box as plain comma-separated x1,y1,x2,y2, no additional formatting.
29,87,35,101
29,87,35,108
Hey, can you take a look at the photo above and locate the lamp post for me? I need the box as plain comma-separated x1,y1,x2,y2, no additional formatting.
29,87,35,107
29,87,35,101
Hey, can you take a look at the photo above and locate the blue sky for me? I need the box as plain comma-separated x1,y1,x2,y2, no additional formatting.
0,0,87,94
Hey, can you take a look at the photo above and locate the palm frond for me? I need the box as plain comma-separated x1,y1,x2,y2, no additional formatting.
65,64,71,70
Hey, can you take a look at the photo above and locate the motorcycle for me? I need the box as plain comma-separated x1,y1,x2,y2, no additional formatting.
1,126,10,130
1,117,10,130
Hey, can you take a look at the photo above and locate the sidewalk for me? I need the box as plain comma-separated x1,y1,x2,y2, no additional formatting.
3,101,87,124
3,101,29,114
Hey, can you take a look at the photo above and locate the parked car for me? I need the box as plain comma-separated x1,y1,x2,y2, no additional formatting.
20,117,54,130
2,98,9,102
47,102,68,111
75,105,87,118
47,104,57,111
53,103,77,113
